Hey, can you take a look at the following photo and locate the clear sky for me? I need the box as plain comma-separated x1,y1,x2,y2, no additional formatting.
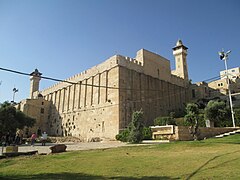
0,0,239,103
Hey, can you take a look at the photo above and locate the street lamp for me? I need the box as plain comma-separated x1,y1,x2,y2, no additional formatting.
218,49,235,127
12,87,18,103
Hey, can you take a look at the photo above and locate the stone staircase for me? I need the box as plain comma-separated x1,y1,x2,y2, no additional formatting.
215,129,240,138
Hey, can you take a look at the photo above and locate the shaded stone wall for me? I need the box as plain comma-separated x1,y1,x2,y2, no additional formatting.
119,66,188,130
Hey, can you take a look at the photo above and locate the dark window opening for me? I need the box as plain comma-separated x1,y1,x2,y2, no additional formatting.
192,89,196,98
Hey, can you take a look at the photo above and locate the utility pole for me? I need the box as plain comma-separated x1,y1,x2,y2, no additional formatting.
0,81,2,101
218,49,235,127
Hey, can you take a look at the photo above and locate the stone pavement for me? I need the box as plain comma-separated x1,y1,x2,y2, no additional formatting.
2,141,129,154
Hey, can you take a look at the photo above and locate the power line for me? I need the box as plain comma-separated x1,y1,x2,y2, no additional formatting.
202,75,220,82
0,66,187,92
0,66,228,93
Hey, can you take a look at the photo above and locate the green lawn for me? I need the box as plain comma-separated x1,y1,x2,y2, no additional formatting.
0,135,240,179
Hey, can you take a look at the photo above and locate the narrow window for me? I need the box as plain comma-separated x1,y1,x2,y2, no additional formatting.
192,89,196,98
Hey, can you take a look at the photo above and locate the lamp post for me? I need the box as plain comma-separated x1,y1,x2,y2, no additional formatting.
218,50,235,127
12,87,18,103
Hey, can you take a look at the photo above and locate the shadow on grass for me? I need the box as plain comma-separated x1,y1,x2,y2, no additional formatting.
0,172,179,180
186,150,240,180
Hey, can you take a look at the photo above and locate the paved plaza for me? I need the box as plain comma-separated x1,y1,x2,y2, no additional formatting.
1,141,129,155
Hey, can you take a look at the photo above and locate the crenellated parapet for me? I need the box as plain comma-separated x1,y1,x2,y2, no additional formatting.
116,55,143,73
40,55,120,96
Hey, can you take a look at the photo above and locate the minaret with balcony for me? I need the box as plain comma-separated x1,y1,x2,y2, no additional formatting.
29,69,42,99
172,39,189,81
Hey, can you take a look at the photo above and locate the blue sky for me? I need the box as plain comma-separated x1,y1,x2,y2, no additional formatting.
0,0,239,102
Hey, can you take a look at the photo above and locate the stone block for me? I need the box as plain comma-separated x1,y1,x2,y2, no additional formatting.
6,146,18,153
50,144,67,153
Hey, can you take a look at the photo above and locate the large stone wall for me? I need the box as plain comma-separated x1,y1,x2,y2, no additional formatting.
17,99,51,135
40,56,120,141
28,49,189,141
118,66,188,130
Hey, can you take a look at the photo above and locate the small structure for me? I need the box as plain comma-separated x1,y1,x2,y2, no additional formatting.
151,125,175,140
150,125,240,141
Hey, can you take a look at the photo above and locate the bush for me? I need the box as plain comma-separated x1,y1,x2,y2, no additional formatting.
175,117,191,126
128,110,144,143
142,127,152,140
116,129,130,142
116,110,145,143
234,108,240,126
154,116,176,126
204,100,230,127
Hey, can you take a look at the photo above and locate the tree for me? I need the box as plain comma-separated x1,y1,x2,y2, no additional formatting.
116,110,145,143
184,103,200,140
204,100,230,127
0,101,36,137
234,108,240,126
128,110,144,143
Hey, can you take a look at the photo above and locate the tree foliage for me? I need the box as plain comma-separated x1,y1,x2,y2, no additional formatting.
128,110,144,143
235,108,240,127
0,101,36,137
204,100,230,127
154,116,176,126
154,112,176,126
184,103,200,140
116,110,146,143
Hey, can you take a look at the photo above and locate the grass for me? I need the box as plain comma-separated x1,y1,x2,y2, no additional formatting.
0,135,240,179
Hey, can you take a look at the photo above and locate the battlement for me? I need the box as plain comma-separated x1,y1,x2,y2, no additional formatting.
41,55,120,95
40,48,188,95
116,55,143,73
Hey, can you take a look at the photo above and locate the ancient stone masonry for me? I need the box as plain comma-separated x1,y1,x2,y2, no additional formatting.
19,40,190,141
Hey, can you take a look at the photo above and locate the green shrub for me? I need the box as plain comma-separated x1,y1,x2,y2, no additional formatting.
142,127,152,140
204,100,230,127
128,110,144,143
175,117,191,126
116,110,145,143
198,114,206,127
116,129,130,142
234,108,240,126
154,116,176,126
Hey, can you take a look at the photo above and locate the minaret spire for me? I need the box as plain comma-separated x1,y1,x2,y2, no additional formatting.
172,39,189,81
29,69,42,99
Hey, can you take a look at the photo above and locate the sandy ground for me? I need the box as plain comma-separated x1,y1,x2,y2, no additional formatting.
1,141,130,154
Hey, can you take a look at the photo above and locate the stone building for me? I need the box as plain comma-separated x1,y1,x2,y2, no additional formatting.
190,66,240,110
208,67,240,95
18,40,190,141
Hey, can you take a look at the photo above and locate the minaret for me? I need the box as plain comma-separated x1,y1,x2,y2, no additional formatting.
172,39,189,81
29,69,42,99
